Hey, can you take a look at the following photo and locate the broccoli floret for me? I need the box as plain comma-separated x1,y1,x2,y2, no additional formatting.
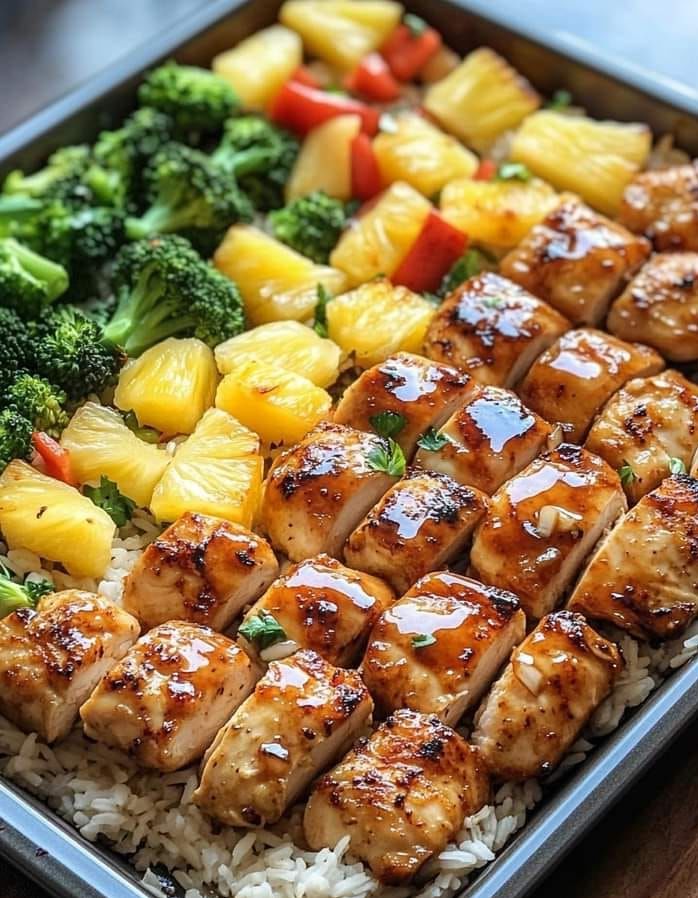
211,116,299,211
3,145,93,207
269,192,349,263
103,235,245,356
138,61,239,138
0,238,69,318
5,373,69,438
0,566,52,619
125,143,253,253
0,307,32,393
0,409,33,471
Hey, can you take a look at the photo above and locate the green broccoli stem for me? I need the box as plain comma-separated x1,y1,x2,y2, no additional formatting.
211,145,272,177
125,203,196,241
4,238,69,301
0,196,45,236
0,578,34,619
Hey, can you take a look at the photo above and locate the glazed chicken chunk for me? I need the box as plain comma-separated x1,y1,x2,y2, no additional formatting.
333,352,477,456
260,422,399,561
304,709,489,884
470,444,627,620
80,621,257,771
607,252,698,362
193,649,372,828
568,475,698,640
472,611,622,780
122,512,279,631
618,160,698,251
586,370,698,504
0,590,139,743
500,195,650,324
519,328,664,442
414,384,561,494
238,554,394,667
344,468,489,595
361,572,525,725
423,272,569,388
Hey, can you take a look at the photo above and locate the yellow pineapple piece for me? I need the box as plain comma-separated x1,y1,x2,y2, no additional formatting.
215,321,340,388
215,225,348,326
212,25,302,110
61,402,170,508
114,337,218,435
0,460,115,579
440,176,559,249
286,114,361,201
424,47,540,152
150,408,263,527
373,112,478,197
327,278,434,367
330,181,431,286
280,1,403,70
510,110,651,216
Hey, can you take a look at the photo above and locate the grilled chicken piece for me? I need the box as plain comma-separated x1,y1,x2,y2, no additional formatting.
470,444,626,620
519,328,664,442
333,352,476,457
238,554,394,667
607,252,698,362
0,590,138,743
304,709,489,884
500,195,650,324
193,649,372,828
472,611,622,780
344,469,488,595
361,572,525,725
423,272,569,388
261,422,399,561
568,475,698,640
586,370,698,504
80,621,257,771
414,384,561,494
122,512,278,631
618,161,698,251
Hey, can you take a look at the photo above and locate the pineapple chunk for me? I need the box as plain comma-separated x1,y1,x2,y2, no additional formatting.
215,321,341,388
114,338,218,435
373,112,478,197
286,114,361,201
424,47,540,153
150,409,263,528
510,111,652,216
280,1,402,71
61,403,170,507
327,278,434,368
214,225,348,326
330,181,431,286
212,25,302,110
216,360,331,449
0,461,115,579
440,176,559,249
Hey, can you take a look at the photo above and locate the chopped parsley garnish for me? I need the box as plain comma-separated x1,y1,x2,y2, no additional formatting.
618,462,638,486
239,610,287,650
669,456,687,475
412,633,437,649
123,410,160,444
25,577,53,603
0,565,52,619
547,89,573,110
438,248,496,298
403,13,428,37
482,296,502,309
313,283,331,338
367,438,406,476
369,411,406,440
417,427,450,452
496,162,532,182
84,476,136,527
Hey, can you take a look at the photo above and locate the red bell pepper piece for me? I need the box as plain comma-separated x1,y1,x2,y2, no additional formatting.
392,209,468,293
344,53,400,102
31,432,76,486
474,159,497,181
350,133,383,201
381,22,442,82
290,65,321,89
268,80,379,136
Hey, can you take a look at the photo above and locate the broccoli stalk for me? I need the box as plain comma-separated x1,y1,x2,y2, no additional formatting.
0,408,33,471
0,238,69,318
269,191,349,263
3,145,93,206
6,374,69,438
0,566,52,619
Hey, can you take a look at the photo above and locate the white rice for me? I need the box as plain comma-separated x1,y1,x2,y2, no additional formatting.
0,521,696,898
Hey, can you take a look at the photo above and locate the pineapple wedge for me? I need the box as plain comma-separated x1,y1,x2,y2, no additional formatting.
424,47,540,152
114,337,218,435
150,408,263,528
0,460,115,579
286,114,361,201
212,25,302,110
216,360,331,449
214,321,341,388
510,110,652,216
280,1,403,70
373,112,478,197
214,225,348,326
61,402,170,508
330,181,431,286
440,176,559,249
327,278,435,368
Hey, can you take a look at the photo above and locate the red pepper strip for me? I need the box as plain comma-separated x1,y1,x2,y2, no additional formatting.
350,133,383,201
344,52,400,102
268,80,379,136
474,159,497,181
31,432,76,486
392,209,468,293
290,65,321,89
380,24,442,82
